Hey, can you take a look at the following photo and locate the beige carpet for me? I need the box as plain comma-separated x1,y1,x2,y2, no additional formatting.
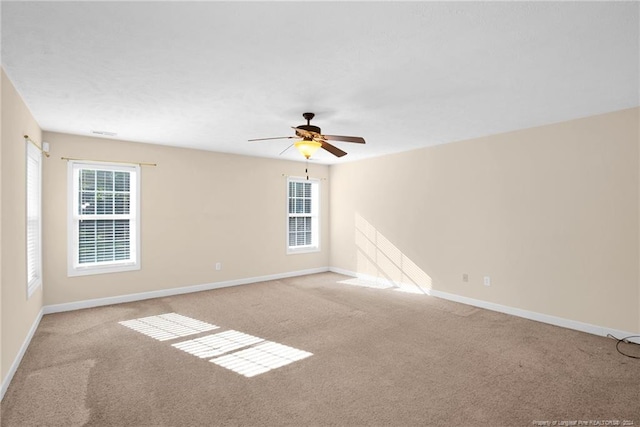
2,272,639,426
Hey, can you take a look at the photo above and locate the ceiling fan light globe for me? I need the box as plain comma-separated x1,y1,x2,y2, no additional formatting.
294,140,322,159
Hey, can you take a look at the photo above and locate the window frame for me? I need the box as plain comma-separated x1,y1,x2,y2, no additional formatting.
286,176,320,255
26,141,42,297
67,160,141,277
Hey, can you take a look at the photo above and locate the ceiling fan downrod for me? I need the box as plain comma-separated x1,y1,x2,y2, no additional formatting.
302,112,315,125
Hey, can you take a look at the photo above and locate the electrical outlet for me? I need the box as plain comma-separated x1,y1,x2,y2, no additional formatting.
483,276,491,286
215,262,222,271
462,273,469,282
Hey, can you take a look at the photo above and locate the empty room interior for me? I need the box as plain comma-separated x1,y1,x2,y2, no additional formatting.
1,1,639,426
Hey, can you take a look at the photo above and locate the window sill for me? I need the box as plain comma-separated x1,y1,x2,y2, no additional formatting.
68,263,140,277
287,246,320,255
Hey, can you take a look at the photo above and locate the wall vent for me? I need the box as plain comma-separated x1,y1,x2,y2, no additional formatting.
91,130,117,137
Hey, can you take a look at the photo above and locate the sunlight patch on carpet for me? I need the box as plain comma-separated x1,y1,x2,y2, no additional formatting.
338,278,394,290
172,330,264,358
119,313,312,377
119,313,219,341
393,282,428,294
210,341,313,377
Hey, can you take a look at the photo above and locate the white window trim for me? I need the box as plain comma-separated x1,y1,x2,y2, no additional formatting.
67,160,141,277
26,142,42,297
286,176,320,255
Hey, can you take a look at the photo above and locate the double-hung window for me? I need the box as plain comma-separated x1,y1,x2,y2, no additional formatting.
68,161,140,276
287,177,319,253
26,142,42,297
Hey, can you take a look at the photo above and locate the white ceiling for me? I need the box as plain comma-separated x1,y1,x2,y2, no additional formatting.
2,1,638,164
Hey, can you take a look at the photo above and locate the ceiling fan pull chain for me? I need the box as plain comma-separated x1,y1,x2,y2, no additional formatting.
305,161,309,180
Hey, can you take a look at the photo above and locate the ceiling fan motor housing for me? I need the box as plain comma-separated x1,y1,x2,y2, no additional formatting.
296,112,321,138
296,124,321,136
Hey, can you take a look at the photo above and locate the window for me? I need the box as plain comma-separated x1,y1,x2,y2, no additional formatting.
26,142,42,297
68,161,140,276
287,177,319,253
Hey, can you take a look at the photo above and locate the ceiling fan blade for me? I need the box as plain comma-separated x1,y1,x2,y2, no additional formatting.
322,134,366,144
321,141,347,157
279,144,294,155
248,136,295,142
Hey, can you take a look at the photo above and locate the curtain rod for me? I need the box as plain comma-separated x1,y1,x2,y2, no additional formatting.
23,135,50,158
60,156,157,167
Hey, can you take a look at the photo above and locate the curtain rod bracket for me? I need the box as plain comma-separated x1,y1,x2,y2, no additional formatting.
23,135,50,158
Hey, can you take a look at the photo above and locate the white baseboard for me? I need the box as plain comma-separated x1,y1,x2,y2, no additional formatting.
329,267,640,344
1,308,43,401
43,267,330,314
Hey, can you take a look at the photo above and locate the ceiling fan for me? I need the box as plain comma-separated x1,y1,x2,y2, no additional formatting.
249,112,365,159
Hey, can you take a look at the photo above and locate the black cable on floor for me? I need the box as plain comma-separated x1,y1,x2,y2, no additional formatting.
607,334,640,359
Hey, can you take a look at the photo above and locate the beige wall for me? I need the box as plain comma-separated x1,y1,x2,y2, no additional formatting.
42,133,330,305
1,65,3,387
330,108,640,333
637,107,640,333
1,69,44,383
0,67,3,386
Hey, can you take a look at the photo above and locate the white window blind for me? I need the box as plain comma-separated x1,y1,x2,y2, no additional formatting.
26,142,42,297
68,162,140,276
287,177,319,253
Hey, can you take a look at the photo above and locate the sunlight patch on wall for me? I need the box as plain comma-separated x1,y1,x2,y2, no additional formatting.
394,256,432,294
354,213,433,294
172,330,264,358
119,313,219,341
210,341,313,378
